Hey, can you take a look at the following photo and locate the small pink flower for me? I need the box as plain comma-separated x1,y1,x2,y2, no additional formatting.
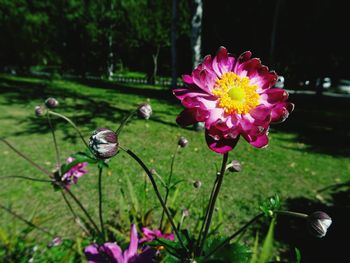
139,228,175,244
173,47,294,153
61,157,88,188
84,224,156,263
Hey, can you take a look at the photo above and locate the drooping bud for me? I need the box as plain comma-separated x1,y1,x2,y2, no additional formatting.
178,136,189,148
193,180,202,189
227,160,241,172
89,128,118,159
45,97,59,109
34,105,46,116
137,103,152,119
308,211,332,238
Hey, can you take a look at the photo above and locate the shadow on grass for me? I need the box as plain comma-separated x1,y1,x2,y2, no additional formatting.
274,183,350,262
0,76,179,142
273,93,350,156
1,75,350,156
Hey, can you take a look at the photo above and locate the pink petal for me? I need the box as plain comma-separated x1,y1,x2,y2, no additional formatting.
205,108,225,128
249,105,272,125
104,243,123,263
124,224,138,261
263,88,289,103
212,46,235,77
192,67,217,93
176,108,209,127
182,74,194,85
271,102,295,123
205,128,240,154
173,87,212,101
84,244,107,263
249,134,269,148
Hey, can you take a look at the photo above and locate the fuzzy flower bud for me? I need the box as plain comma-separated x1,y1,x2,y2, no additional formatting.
227,160,241,172
178,136,189,148
45,97,59,109
137,103,152,119
34,105,46,116
89,128,118,159
308,211,332,238
193,180,202,189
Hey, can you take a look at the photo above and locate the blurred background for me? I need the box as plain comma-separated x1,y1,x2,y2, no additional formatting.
1,0,349,93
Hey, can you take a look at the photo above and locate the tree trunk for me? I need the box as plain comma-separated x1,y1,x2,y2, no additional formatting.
171,0,178,88
191,0,203,68
107,0,115,80
149,46,160,85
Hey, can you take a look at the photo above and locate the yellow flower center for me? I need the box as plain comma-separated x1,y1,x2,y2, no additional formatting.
212,72,260,114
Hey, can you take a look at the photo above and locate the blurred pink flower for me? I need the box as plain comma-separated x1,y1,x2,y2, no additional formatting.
139,228,174,244
84,224,155,263
61,157,88,188
173,46,294,153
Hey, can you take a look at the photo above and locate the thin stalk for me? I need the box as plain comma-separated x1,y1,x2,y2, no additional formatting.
197,173,219,249
60,190,90,235
48,111,89,149
0,138,53,177
0,175,53,183
47,113,61,176
205,213,264,259
98,167,105,240
0,204,55,237
199,153,229,256
120,146,187,252
275,210,308,219
63,185,101,236
116,110,136,135
160,145,180,229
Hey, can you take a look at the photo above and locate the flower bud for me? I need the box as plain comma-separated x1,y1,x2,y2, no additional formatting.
308,211,332,238
47,237,62,248
34,105,45,116
182,208,190,217
178,136,188,148
137,103,152,119
227,160,241,172
193,180,202,189
89,128,118,159
45,97,59,109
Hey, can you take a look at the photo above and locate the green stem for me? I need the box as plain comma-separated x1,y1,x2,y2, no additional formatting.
47,113,61,176
63,185,101,236
205,213,264,259
120,146,187,252
197,173,219,250
275,210,309,219
0,138,53,178
98,167,105,240
116,110,136,135
160,145,180,229
199,153,229,256
0,204,55,237
0,175,53,183
48,111,89,149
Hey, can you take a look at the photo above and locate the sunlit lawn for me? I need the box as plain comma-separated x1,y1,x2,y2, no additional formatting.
0,74,349,258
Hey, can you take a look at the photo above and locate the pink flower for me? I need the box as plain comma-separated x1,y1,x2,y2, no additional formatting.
139,228,175,244
84,224,156,263
61,157,88,188
173,47,294,153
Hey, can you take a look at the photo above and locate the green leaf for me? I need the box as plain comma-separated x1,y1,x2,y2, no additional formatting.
259,194,281,217
249,232,259,263
258,217,276,263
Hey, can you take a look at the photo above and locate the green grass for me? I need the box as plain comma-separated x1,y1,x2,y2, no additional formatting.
0,74,349,258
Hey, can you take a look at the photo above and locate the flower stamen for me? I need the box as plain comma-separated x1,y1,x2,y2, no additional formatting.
212,72,260,114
